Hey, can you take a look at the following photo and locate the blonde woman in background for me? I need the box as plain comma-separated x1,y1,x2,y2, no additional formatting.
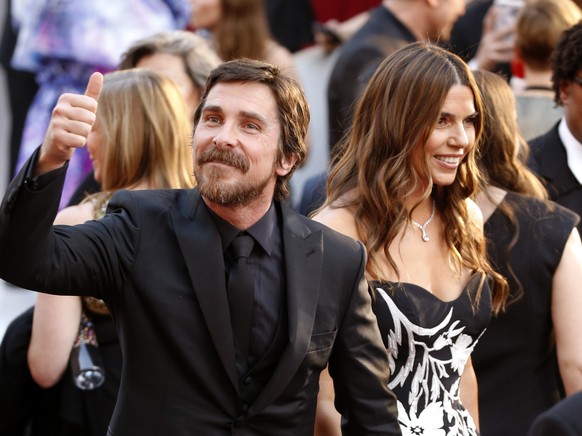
25,69,194,434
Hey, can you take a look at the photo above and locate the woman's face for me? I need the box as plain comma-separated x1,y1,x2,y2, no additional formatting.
189,0,222,30
86,122,106,183
412,84,478,187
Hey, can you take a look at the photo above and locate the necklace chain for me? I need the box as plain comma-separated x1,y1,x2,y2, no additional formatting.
411,199,436,242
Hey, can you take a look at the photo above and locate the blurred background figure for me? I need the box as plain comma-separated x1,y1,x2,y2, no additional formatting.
68,30,222,206
0,68,195,436
449,0,515,78
264,0,314,53
0,0,38,187
120,30,222,121
189,0,297,78
309,0,378,53
472,69,582,436
10,0,191,210
514,0,581,140
528,21,582,235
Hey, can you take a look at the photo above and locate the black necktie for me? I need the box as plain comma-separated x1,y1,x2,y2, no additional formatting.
227,232,255,364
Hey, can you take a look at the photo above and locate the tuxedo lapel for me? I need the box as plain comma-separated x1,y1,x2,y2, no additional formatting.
169,189,239,391
250,206,323,415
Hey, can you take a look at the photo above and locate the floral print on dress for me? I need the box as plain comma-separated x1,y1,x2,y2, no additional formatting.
371,276,492,436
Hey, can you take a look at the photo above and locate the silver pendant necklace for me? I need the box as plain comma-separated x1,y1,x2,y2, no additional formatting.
411,199,436,242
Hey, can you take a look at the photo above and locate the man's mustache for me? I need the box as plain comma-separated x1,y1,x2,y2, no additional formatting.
198,146,250,172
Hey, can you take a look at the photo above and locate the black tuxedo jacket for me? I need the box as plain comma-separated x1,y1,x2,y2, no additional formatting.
528,392,582,436
529,122,582,234
0,151,401,435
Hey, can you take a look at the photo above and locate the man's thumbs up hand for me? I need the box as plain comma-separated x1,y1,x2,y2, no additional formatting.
36,72,104,176
84,72,103,102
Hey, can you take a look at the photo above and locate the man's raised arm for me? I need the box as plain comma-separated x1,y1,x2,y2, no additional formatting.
35,72,103,175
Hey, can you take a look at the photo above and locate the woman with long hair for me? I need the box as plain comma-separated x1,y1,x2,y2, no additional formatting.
472,69,582,436
25,69,195,434
313,42,508,435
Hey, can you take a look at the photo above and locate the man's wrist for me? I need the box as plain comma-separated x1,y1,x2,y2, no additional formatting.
34,149,68,177
24,148,68,191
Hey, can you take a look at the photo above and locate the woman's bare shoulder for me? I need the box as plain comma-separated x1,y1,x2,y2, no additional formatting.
466,197,484,230
312,200,361,242
54,202,95,226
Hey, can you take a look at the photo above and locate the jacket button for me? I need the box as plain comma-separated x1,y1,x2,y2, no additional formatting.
244,376,252,386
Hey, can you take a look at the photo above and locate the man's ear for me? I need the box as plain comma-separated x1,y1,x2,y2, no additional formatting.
560,79,571,106
276,154,298,176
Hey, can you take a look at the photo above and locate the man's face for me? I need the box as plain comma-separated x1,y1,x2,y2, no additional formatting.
192,81,294,207
428,0,466,41
561,71,582,143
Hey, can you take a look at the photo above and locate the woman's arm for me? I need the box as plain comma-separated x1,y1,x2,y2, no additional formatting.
28,294,82,387
314,366,342,436
552,228,582,395
27,202,94,388
312,204,364,435
460,356,480,430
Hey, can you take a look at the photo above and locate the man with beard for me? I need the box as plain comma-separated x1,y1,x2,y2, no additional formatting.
0,59,401,435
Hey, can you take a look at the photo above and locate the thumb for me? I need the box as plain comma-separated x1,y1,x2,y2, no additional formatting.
85,72,104,102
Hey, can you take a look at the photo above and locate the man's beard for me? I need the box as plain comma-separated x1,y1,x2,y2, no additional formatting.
195,146,277,207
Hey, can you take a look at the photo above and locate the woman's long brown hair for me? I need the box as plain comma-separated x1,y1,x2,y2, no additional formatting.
320,42,509,314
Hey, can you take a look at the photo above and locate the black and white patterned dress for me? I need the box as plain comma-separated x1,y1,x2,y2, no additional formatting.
371,273,492,436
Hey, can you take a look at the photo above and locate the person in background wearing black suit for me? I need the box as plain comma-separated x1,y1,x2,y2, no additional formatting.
0,59,401,435
529,21,582,234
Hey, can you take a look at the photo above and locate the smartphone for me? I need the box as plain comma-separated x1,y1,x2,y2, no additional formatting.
493,0,525,32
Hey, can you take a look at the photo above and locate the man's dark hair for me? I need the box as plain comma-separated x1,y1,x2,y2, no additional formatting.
551,21,582,105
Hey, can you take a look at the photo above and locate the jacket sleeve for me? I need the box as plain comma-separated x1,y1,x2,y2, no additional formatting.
0,148,138,299
328,241,401,435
